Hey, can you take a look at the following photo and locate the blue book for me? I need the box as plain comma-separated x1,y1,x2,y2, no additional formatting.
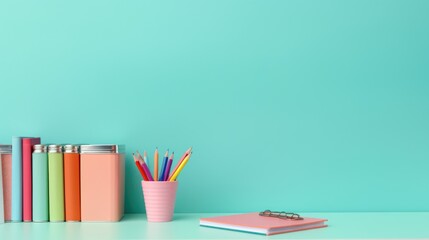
11,136,23,222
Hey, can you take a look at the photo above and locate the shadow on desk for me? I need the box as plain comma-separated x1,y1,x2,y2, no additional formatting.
123,213,194,222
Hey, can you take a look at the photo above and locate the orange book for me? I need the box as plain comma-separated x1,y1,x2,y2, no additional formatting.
64,146,81,221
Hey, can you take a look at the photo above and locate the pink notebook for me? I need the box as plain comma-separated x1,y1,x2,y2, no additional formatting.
200,213,327,236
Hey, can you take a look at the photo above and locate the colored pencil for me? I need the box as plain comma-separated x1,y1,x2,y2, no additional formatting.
168,147,191,181
132,153,148,181
169,152,192,181
154,148,159,181
143,151,149,169
163,152,174,181
137,153,153,181
136,151,154,181
159,150,169,181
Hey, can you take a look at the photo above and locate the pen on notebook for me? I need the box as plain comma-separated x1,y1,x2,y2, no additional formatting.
132,153,148,181
159,149,169,181
154,148,159,181
163,152,174,181
136,151,154,181
169,152,192,181
168,147,191,181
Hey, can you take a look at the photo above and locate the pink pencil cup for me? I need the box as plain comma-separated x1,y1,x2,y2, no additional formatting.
141,181,178,222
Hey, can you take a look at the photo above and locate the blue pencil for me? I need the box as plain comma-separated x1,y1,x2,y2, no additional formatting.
163,152,174,181
159,150,169,181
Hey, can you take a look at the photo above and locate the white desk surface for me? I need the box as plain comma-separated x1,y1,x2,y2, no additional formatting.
1,212,428,239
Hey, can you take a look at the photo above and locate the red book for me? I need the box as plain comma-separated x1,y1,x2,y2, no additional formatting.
22,137,41,222
200,213,327,236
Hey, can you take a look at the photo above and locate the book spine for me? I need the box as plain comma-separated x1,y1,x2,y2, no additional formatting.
64,152,81,221
23,138,41,222
48,152,65,222
32,152,49,222
11,137,22,222
1,153,12,221
0,154,4,223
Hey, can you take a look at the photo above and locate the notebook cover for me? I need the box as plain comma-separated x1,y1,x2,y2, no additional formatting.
200,213,327,236
22,137,41,222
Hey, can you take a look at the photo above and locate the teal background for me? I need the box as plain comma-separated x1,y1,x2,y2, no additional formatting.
1,0,429,213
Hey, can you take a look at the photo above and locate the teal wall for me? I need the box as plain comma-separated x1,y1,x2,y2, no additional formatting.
1,0,429,213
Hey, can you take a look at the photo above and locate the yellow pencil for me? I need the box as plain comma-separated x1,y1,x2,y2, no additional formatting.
169,152,192,181
154,148,159,181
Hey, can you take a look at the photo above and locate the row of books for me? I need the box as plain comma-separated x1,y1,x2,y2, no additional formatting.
0,137,125,223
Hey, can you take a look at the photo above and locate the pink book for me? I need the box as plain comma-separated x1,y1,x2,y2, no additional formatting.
200,213,327,236
22,137,41,222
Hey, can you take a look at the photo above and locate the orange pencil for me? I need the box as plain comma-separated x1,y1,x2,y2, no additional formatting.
133,153,148,181
168,147,192,181
154,148,159,181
